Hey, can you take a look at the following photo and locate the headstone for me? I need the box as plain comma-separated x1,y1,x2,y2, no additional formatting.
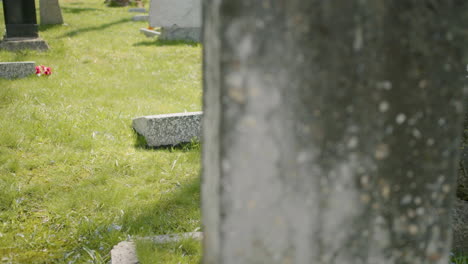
148,0,201,41
0,61,35,79
39,0,63,25
201,1,466,263
132,112,202,147
1,0,49,51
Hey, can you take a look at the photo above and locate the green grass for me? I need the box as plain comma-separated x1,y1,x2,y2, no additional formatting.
136,238,201,264
0,0,201,263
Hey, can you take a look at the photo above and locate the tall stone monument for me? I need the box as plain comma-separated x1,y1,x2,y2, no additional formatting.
0,0,49,51
39,0,64,25
148,0,201,42
202,1,467,263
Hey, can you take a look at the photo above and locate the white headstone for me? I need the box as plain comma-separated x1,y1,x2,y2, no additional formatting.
148,0,201,28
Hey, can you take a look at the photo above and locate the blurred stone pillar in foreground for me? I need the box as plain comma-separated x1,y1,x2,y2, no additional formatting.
202,1,467,263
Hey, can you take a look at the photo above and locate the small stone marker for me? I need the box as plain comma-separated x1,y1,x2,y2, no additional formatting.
139,28,161,38
111,232,202,264
132,112,202,147
128,8,147,13
0,62,35,79
111,241,138,264
132,15,149,22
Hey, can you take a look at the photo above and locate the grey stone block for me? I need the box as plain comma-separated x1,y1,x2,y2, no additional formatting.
0,61,35,79
0,38,49,52
110,233,202,264
141,232,203,244
132,112,202,147
160,26,201,42
132,15,149,21
111,241,138,264
128,8,147,13
452,198,468,254
139,28,160,38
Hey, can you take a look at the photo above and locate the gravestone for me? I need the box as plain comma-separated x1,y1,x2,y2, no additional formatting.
148,0,201,42
133,112,202,147
201,1,467,263
0,0,49,51
0,61,35,79
39,0,63,25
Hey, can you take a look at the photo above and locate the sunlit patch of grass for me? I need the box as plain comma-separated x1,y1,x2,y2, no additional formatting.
0,0,201,262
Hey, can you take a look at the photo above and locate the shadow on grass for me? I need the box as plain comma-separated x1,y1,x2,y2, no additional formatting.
59,18,132,38
122,176,201,235
39,24,65,31
133,39,199,47
62,7,103,14
134,132,200,152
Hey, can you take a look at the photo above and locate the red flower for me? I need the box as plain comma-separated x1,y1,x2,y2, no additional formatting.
35,65,52,76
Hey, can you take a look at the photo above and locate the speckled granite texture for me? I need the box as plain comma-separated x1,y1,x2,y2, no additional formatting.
160,26,201,42
132,112,202,147
0,38,49,52
0,61,35,79
111,241,138,264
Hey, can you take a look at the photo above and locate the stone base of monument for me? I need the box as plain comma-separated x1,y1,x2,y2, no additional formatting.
160,26,201,42
132,15,149,21
139,28,160,38
0,38,49,52
0,61,35,79
111,232,202,264
132,112,202,147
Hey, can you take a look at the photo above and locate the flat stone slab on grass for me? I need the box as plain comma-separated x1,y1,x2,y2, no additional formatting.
132,15,149,21
111,232,203,264
128,8,147,12
133,112,202,147
0,38,49,52
139,28,160,38
0,61,35,79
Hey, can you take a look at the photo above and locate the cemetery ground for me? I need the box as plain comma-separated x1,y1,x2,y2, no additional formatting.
0,0,202,263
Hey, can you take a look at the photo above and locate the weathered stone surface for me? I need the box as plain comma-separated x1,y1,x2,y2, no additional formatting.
111,233,203,264
0,38,49,52
141,232,203,244
39,0,63,25
160,26,200,42
202,1,466,264
139,28,160,38
111,241,138,264
129,8,146,13
452,198,468,254
133,112,202,147
0,61,35,79
132,15,148,21
148,0,201,28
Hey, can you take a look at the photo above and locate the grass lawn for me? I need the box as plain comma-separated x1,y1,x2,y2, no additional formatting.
0,0,201,263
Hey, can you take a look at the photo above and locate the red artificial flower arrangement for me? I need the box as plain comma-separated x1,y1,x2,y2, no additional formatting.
35,65,52,76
